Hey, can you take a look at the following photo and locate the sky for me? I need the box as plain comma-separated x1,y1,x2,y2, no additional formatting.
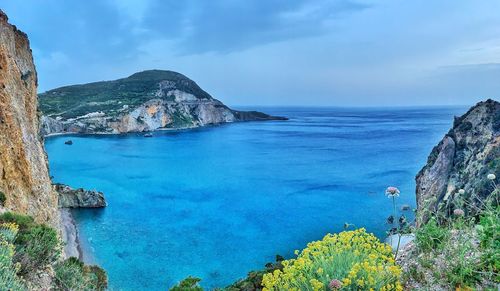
2,0,500,106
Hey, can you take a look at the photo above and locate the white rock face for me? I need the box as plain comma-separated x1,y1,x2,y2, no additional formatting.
40,93,239,134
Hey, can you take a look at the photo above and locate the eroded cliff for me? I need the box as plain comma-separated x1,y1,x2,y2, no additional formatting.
38,70,287,135
416,99,499,222
0,10,58,225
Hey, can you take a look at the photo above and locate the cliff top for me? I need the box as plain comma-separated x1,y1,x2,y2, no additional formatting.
39,70,215,119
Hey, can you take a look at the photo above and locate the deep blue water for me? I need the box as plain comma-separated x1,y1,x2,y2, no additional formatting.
45,106,466,290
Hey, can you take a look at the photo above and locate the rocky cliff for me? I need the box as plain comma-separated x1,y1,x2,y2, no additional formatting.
39,70,287,135
416,99,499,222
0,10,58,225
56,183,106,208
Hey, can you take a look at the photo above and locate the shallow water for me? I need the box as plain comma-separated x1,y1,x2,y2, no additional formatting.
45,106,465,290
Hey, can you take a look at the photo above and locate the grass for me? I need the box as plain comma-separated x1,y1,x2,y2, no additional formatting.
404,182,499,289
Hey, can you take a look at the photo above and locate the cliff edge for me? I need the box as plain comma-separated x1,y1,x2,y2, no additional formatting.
415,99,499,222
0,10,58,225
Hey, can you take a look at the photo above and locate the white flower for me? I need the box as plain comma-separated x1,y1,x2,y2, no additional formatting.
487,173,496,180
385,186,400,198
458,189,465,195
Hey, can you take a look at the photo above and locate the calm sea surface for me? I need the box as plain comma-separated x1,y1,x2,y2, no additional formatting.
45,106,466,290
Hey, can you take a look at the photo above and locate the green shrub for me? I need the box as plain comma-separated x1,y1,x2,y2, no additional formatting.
54,257,89,290
0,191,6,206
477,206,500,280
415,218,450,252
0,223,26,291
169,276,203,291
0,212,35,232
225,255,284,290
444,231,481,288
15,224,61,274
54,257,107,291
85,265,108,290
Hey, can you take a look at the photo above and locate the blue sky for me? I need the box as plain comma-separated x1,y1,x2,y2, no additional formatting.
2,0,500,106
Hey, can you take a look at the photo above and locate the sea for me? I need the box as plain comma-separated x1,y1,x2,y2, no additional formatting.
44,106,466,290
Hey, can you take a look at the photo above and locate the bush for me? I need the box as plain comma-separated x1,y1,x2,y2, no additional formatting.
54,257,107,291
169,276,203,291
477,206,500,281
0,191,6,206
415,218,450,252
0,212,35,232
15,224,61,274
54,257,89,290
261,228,403,291
225,255,284,290
0,223,25,291
85,265,108,290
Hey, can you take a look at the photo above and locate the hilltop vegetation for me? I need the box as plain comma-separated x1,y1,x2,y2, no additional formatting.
39,70,214,119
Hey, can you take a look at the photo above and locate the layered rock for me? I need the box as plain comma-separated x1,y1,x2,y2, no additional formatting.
56,184,106,208
39,70,287,135
416,99,499,223
0,10,58,225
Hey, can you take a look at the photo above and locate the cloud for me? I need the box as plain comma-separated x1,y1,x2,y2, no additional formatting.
2,0,500,105
141,0,370,54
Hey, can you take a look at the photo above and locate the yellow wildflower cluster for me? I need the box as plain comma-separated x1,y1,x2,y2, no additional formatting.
262,228,403,290
0,222,19,243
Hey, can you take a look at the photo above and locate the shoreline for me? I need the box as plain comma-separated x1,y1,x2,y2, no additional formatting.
44,124,210,138
59,208,83,260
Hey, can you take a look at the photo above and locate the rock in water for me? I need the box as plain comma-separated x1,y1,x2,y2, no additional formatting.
56,184,107,208
416,99,499,223
38,70,287,135
0,10,59,225
64,140,73,145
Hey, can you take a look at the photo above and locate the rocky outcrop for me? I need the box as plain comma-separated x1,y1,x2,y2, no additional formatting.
416,99,499,223
56,184,106,208
0,10,58,225
39,70,287,135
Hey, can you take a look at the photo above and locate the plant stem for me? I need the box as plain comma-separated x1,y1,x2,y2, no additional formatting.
392,195,401,259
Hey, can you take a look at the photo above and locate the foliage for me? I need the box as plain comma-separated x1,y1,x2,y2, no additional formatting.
405,181,499,289
169,276,203,291
0,190,6,206
0,223,26,291
261,228,403,291
39,70,212,119
477,206,500,281
415,218,450,252
224,255,284,290
15,224,61,274
0,212,35,232
54,257,108,291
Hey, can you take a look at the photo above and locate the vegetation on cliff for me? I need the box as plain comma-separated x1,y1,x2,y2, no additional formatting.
399,179,499,289
38,70,286,134
0,211,107,290
39,70,214,119
416,99,499,223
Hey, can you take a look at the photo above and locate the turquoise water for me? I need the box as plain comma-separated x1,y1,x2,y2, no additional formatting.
45,107,465,290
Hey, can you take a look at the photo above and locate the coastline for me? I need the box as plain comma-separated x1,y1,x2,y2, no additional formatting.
44,124,209,138
59,208,83,260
